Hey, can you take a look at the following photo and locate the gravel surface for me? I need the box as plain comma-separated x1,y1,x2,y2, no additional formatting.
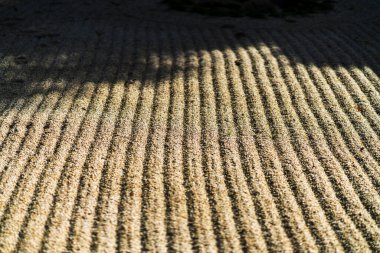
0,0,380,251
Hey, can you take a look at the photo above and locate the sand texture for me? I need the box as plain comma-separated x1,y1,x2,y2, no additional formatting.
0,0,380,251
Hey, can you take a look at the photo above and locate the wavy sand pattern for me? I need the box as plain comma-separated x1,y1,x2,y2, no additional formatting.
0,0,379,251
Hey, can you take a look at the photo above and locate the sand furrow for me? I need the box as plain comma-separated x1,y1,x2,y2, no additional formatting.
221,33,294,252
281,31,380,250
160,28,193,253
66,27,128,253
260,30,373,251
0,40,61,160
140,27,172,252
296,32,380,164
309,31,380,137
180,28,218,253
11,26,114,253
116,27,159,253
235,36,324,251
39,27,122,253
0,36,82,223
1,0,380,251
203,28,269,252
246,31,348,252
268,30,380,225
2,34,99,253
90,25,142,253
196,30,244,253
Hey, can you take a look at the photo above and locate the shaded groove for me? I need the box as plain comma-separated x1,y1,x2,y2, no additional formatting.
249,30,348,252
296,32,380,164
14,22,113,253
65,26,128,253
202,28,269,252
309,30,380,201
1,0,380,251
0,29,72,173
0,37,84,252
39,25,121,253
295,31,380,220
258,29,372,251
116,25,159,253
89,24,141,253
180,27,218,253
0,32,82,226
236,33,321,251
324,29,380,116
140,25,170,252
220,31,294,253
314,29,380,190
280,30,380,250
0,39,62,162
115,25,149,253
284,28,379,188
161,26,193,253
259,29,380,221
12,27,101,253
195,27,243,253
309,31,380,137
272,29,374,250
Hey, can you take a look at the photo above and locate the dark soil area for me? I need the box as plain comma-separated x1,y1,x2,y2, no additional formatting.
163,0,335,18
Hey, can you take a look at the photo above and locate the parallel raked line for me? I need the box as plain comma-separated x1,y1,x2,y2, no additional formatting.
10,27,101,253
0,20,380,252
296,29,380,190
0,28,78,253
161,26,193,253
348,24,380,90
308,31,380,138
296,32,380,164
278,30,380,250
180,27,218,253
140,25,173,253
196,27,245,253
16,24,106,252
39,26,122,253
90,24,141,253
202,28,268,252
10,23,114,253
0,25,74,174
238,29,346,251
0,36,83,250
224,32,310,252
275,29,380,225
307,30,380,216
265,30,370,250
236,32,321,251
0,42,69,193
0,29,84,222
0,15,75,153
219,30,294,252
323,29,380,116
319,28,380,189
0,36,57,154
65,26,129,253
258,29,378,249
116,25,159,253
273,29,375,250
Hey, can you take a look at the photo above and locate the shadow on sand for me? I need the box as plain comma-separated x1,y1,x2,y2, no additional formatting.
0,0,379,103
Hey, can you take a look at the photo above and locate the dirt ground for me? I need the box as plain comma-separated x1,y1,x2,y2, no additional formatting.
0,0,380,252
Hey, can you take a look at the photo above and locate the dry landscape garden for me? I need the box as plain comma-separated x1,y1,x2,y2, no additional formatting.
0,0,379,251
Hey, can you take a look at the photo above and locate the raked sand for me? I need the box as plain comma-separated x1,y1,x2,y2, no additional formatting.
0,0,380,251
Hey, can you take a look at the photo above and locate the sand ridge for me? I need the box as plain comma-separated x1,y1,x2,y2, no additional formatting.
0,0,380,251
